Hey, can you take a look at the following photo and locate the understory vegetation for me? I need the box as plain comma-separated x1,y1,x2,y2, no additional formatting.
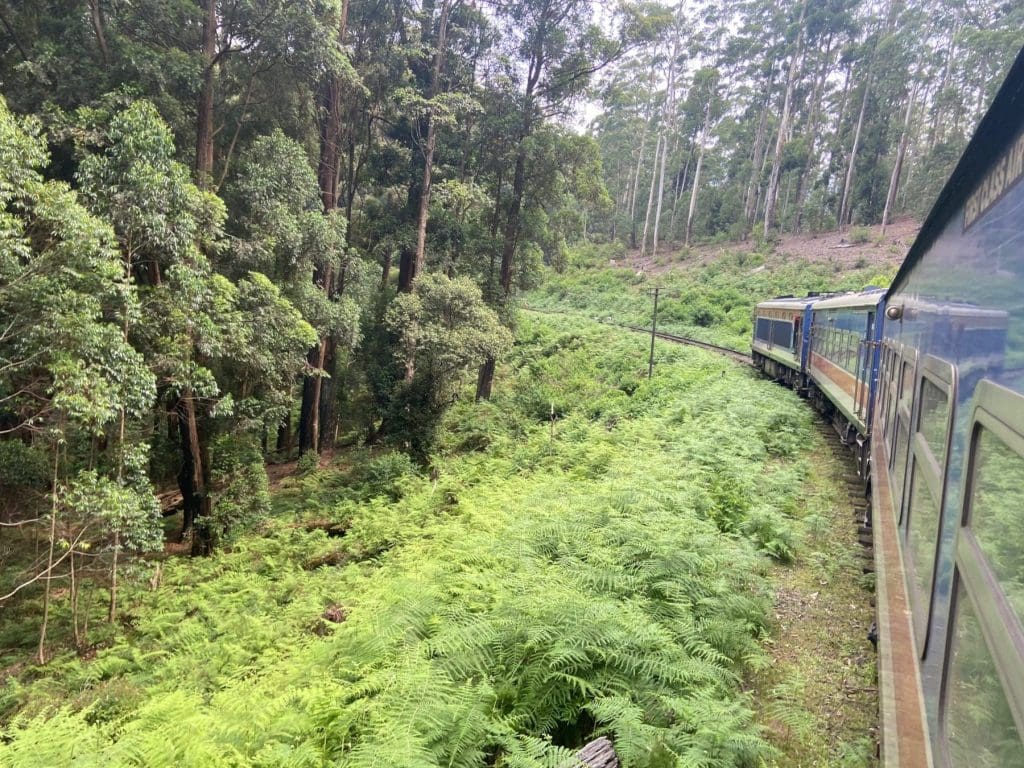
1,315,841,767
526,243,898,351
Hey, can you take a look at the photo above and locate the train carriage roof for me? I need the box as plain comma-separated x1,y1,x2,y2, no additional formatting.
755,297,817,311
889,45,1024,295
812,289,886,311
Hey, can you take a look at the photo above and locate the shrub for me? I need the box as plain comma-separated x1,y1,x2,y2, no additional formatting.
848,226,871,245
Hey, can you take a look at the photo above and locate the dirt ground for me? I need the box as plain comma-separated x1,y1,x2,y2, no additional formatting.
622,218,919,275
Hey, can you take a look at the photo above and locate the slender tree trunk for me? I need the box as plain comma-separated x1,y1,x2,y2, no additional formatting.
413,0,453,280
651,135,670,258
87,0,110,64
108,533,119,623
477,35,544,400
195,0,217,184
685,146,706,247
651,48,676,259
317,340,338,453
669,149,691,242
744,68,775,230
882,88,916,234
639,134,661,261
475,356,495,401
794,36,833,232
685,102,711,247
70,551,81,646
298,337,328,453
498,136,530,298
177,390,212,555
628,69,656,249
764,0,807,236
276,411,292,454
839,74,872,229
38,443,61,664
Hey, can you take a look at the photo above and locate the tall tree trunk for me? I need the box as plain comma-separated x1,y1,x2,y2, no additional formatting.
177,390,212,555
628,115,650,249
764,0,807,236
839,74,872,229
794,35,834,232
38,443,61,664
88,0,110,64
301,2,350,455
744,67,775,230
276,411,292,455
298,337,328,454
882,88,916,234
195,0,217,184
414,0,453,280
476,31,544,400
317,334,339,453
651,135,671,258
498,145,527,296
669,148,692,242
685,102,711,247
651,49,676,259
639,134,661,261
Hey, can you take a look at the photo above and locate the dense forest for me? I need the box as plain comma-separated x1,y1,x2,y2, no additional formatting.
594,0,1023,252
0,0,1021,763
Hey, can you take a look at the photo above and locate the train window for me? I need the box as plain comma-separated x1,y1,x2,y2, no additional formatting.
967,427,1024,623
944,581,1024,768
770,319,793,349
907,466,941,647
919,379,951,467
755,317,771,342
894,422,909,508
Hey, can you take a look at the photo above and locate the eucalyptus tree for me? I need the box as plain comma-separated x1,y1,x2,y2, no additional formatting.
474,0,623,399
76,102,316,554
0,97,158,659
226,131,366,455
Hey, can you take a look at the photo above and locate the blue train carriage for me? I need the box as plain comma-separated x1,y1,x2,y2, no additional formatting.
806,289,886,472
870,46,1024,768
751,296,816,388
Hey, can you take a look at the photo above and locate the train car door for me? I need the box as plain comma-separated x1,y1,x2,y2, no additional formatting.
854,311,875,423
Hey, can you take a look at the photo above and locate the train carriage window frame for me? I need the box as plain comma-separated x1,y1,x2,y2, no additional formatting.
880,342,900,459
890,345,918,516
903,354,957,658
940,379,1024,767
879,341,898,448
940,571,1024,768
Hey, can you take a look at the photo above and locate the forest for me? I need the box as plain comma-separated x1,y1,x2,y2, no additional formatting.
0,0,1021,764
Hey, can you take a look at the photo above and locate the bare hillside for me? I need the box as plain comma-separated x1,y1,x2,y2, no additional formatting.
623,218,919,275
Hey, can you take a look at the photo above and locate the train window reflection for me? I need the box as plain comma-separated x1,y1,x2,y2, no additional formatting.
908,467,940,640
900,360,914,402
945,583,1024,768
970,428,1024,622
894,423,909,506
919,379,950,467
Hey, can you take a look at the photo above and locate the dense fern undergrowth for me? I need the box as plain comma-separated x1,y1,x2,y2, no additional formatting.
0,315,818,767
527,244,897,351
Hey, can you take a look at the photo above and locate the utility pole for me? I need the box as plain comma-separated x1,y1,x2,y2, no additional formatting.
648,287,660,379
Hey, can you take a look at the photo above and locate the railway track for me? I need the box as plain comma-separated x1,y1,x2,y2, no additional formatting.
520,306,752,365
618,324,753,365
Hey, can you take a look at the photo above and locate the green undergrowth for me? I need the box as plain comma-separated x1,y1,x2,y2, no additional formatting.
1,315,820,767
527,244,896,351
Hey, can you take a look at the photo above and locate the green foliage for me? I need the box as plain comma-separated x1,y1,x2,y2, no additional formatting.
383,274,512,457
847,226,871,245
205,435,271,546
354,452,419,501
528,244,886,352
0,315,819,766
